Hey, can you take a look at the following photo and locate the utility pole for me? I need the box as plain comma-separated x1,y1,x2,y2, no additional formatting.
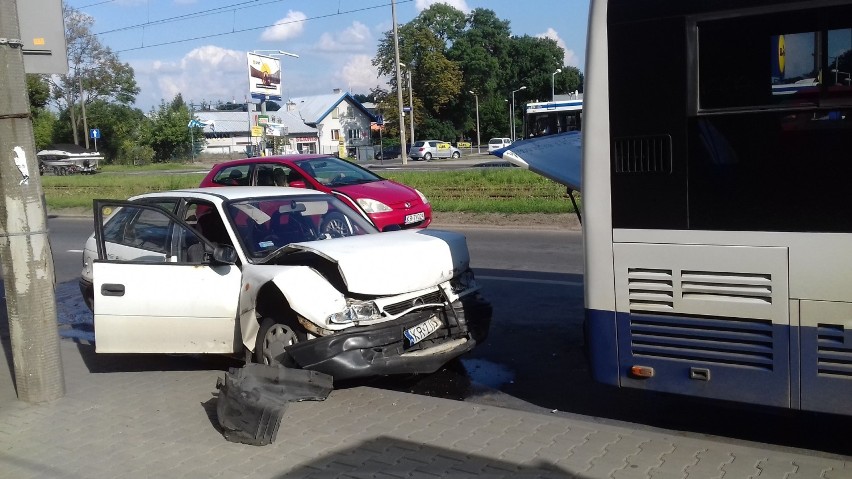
0,0,65,403
79,78,89,149
391,0,407,164
407,69,414,144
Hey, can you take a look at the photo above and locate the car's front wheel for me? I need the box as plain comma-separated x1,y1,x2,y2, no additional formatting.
451,151,460,158
255,315,306,367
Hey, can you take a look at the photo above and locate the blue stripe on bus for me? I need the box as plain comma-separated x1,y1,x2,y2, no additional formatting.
587,308,852,415
584,308,620,386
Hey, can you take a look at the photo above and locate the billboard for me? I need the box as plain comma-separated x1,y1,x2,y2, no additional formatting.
247,52,282,101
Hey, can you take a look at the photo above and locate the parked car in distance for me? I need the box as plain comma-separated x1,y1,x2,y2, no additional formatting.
374,145,404,160
79,187,492,380
488,138,512,152
409,140,461,161
200,155,431,231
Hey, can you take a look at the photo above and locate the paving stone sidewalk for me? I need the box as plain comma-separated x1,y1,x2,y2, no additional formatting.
0,339,850,479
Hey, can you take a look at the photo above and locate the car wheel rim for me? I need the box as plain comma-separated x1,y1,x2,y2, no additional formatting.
261,323,297,365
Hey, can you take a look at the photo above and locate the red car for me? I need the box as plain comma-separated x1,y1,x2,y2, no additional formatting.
199,155,432,231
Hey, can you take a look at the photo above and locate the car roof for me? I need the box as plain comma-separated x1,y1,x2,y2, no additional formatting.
210,154,336,169
130,186,329,203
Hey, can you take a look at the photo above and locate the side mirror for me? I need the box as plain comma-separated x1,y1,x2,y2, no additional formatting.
289,180,307,189
211,245,238,264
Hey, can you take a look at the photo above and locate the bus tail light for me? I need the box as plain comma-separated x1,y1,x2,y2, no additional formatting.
630,365,655,379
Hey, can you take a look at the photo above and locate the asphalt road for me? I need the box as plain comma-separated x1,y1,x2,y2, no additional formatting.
42,217,852,458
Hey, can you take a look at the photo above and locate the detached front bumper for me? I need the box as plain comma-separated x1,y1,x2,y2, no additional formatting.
286,294,491,381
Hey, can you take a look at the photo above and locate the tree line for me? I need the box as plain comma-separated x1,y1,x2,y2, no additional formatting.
28,4,583,164
370,4,583,144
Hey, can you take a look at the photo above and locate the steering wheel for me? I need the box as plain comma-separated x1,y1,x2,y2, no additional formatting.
262,212,317,246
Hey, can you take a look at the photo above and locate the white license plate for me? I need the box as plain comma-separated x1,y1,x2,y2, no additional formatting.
404,316,442,346
404,212,426,224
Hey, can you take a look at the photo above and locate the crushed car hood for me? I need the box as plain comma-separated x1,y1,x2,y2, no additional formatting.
282,229,469,295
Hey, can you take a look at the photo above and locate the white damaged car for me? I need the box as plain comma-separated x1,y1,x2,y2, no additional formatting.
79,187,491,380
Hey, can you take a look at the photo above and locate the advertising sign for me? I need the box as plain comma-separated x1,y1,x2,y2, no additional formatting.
251,126,263,137
247,52,282,101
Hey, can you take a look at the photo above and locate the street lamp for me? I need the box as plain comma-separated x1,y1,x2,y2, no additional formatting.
469,90,480,153
251,49,299,156
252,49,300,58
400,62,415,144
511,86,526,142
552,68,562,100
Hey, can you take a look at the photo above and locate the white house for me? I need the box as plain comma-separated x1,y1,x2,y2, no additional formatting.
288,89,376,160
193,109,318,157
193,89,375,159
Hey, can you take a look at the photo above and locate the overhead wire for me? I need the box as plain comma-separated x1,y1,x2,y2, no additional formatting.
112,0,412,53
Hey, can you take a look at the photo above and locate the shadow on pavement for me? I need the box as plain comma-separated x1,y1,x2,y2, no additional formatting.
275,435,575,478
74,342,242,373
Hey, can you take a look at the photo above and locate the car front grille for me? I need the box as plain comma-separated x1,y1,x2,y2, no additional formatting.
383,291,444,316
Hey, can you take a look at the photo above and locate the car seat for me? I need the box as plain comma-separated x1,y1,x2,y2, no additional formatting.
257,169,274,186
227,169,244,186
197,212,231,246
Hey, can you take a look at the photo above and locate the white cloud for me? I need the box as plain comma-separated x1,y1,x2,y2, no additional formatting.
133,45,248,110
317,21,371,52
260,10,307,42
536,27,579,67
336,55,381,93
415,0,470,13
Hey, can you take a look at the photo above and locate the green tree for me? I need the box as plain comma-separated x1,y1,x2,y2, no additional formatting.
26,74,55,151
145,94,196,162
447,9,513,141
51,4,139,147
26,75,50,110
84,101,148,163
411,3,466,44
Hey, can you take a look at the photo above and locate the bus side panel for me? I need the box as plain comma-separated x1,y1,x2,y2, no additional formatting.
616,312,791,408
800,301,852,415
612,242,791,407
585,308,620,385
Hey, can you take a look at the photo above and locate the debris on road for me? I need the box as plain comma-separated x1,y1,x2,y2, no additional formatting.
215,363,333,445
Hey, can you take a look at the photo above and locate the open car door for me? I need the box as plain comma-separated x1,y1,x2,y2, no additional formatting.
92,200,242,354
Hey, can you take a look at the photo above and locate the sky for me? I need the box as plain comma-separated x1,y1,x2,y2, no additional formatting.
67,0,590,112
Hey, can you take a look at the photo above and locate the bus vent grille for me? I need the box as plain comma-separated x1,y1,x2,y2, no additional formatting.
817,323,852,378
681,270,772,304
612,135,672,174
629,314,775,370
628,268,674,312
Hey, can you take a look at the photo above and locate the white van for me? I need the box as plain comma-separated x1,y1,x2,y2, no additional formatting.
488,138,512,152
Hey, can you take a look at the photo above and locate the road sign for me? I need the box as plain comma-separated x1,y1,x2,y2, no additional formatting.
89,129,100,139
402,107,411,112
257,115,269,125
376,114,384,125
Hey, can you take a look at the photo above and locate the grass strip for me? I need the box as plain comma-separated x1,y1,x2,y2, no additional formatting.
42,168,578,213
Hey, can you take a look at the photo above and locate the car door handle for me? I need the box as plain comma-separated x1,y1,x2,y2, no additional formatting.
101,283,125,296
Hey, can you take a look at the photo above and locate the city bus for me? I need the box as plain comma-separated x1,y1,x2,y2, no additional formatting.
523,93,583,139
583,0,852,416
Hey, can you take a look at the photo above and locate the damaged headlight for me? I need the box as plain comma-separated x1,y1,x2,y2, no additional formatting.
327,299,381,324
450,269,478,294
